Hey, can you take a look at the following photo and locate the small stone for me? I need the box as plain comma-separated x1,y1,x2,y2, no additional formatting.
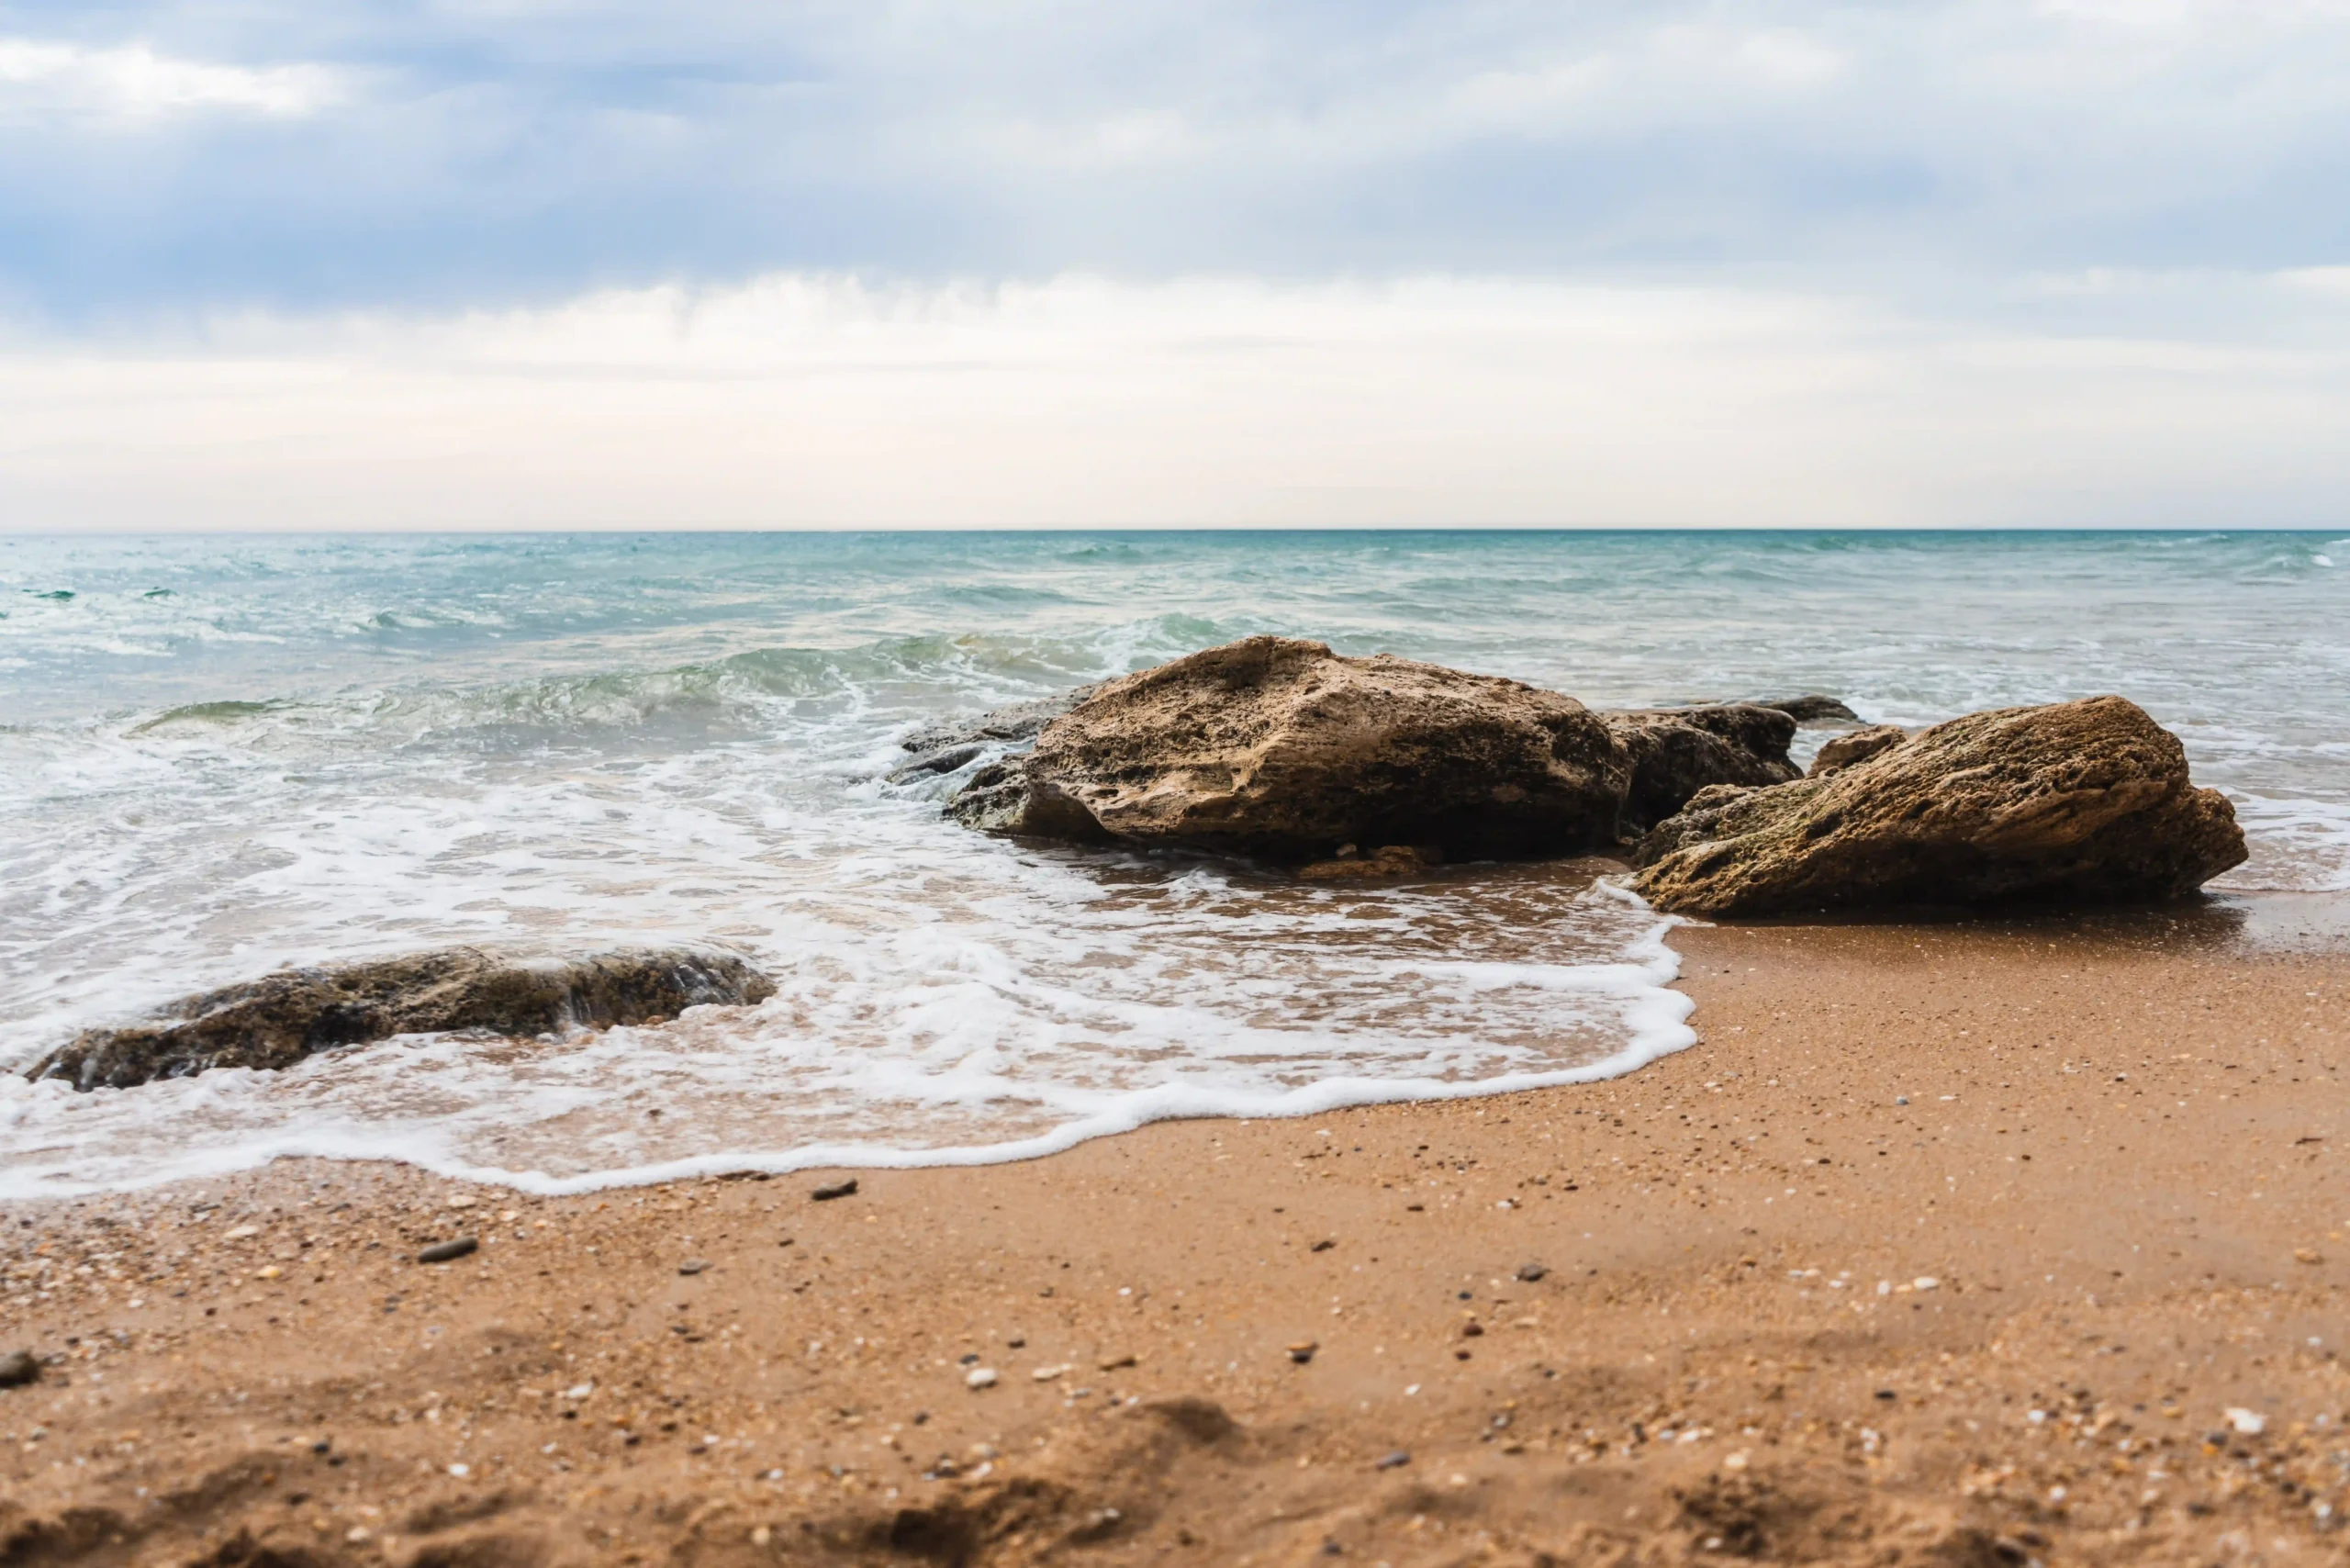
1031,1365,1069,1382
1310,1238,1336,1252
253,1265,283,1281
1514,1263,1549,1282
222,1225,261,1240
811,1179,858,1202
0,1350,40,1388
417,1238,478,1264
1099,1352,1137,1371
966,1367,998,1389
678,1260,711,1276
445,1195,476,1210
2295,1249,2323,1265
2225,1407,2266,1436
1460,1322,1483,1338
1374,1450,1410,1470
1288,1341,1318,1364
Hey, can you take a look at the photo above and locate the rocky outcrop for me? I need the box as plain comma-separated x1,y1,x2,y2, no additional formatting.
949,636,1630,862
1600,705,1802,833
1808,724,1908,778
1631,697,2245,915
28,946,776,1092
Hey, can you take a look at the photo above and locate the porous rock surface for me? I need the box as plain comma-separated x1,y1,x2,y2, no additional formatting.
1632,696,2245,915
1808,724,1908,778
948,636,1632,861
28,946,776,1092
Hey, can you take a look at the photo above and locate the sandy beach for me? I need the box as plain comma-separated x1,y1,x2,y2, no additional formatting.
6,908,2347,1567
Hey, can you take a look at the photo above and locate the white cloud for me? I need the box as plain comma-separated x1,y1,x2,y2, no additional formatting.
0,38,346,125
3,271,2346,532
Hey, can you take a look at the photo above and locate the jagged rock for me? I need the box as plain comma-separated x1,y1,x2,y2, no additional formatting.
28,946,776,1092
1808,724,1908,778
1753,695,1862,725
1600,705,1802,833
949,636,1628,862
1631,696,2245,915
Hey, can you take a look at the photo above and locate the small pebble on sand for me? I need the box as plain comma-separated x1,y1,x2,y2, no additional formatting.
1374,1450,1410,1470
0,1349,40,1388
1515,1263,1549,1282
417,1238,479,1264
966,1367,998,1389
678,1260,710,1275
812,1179,859,1202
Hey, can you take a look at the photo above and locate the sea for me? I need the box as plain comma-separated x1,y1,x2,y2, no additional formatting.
2,530,2344,1199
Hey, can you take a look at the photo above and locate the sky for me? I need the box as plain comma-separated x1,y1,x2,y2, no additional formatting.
4,0,2349,529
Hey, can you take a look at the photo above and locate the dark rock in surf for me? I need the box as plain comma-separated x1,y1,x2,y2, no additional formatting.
1807,723,1908,778
1631,696,2246,915
891,684,1110,781
1598,705,1802,834
948,636,1629,862
1752,695,1862,725
28,946,776,1092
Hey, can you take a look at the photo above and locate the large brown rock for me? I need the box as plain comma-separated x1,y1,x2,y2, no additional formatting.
1631,696,2245,915
948,636,1630,861
28,946,776,1092
1601,705,1801,832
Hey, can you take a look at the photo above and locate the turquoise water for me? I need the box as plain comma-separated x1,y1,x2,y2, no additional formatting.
2,530,2344,1194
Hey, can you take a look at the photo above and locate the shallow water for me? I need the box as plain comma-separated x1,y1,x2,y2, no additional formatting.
2,530,2343,1195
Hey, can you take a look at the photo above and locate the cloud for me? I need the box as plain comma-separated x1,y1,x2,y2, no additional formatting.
0,1,2347,310
0,37,345,125
4,270,2346,531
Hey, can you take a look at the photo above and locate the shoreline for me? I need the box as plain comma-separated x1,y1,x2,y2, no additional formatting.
5,908,2347,1565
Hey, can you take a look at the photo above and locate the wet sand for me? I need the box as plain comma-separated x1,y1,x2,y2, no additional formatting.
5,909,2347,1566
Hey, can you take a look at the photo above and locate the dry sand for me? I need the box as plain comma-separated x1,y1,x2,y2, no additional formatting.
6,906,2348,1566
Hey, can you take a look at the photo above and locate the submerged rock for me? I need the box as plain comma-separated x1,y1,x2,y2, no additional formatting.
1297,845,1441,881
28,946,776,1092
1752,694,1863,725
948,636,1629,862
1631,696,2245,915
1599,705,1802,833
